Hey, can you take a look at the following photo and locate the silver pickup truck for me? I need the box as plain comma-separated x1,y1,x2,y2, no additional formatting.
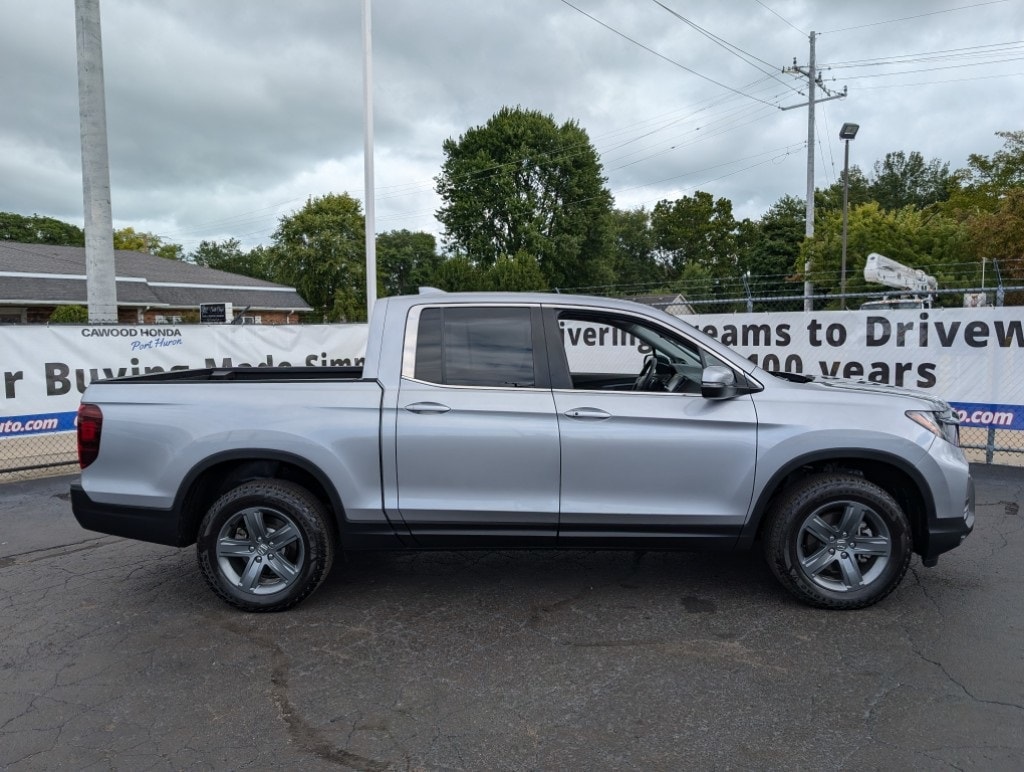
72,291,974,612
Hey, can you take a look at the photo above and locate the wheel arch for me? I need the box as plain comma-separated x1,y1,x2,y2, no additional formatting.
173,449,345,547
741,449,934,554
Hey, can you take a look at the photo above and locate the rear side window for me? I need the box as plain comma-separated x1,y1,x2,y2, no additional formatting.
413,307,536,387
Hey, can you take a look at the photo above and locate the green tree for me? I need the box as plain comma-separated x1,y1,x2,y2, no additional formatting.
190,238,275,281
675,263,717,311
428,255,489,292
113,227,183,260
869,151,952,211
376,230,442,296
436,106,615,290
815,166,871,215
651,191,739,279
959,130,1024,192
946,130,1024,215
609,208,664,290
0,212,85,245
484,251,548,291
48,304,89,323
798,202,972,307
269,193,366,322
964,188,1024,291
737,194,806,309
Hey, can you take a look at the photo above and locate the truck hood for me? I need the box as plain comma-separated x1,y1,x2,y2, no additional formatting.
771,372,951,411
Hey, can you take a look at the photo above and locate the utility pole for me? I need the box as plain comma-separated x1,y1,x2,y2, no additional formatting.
362,0,377,322
75,0,118,324
782,31,846,311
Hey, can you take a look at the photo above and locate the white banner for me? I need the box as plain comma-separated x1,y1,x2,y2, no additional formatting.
684,307,1024,430
1,324,368,439
3,306,1023,439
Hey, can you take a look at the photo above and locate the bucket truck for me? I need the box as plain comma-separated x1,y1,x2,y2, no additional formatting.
861,253,938,310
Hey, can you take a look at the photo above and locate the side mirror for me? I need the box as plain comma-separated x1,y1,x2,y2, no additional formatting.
701,365,737,400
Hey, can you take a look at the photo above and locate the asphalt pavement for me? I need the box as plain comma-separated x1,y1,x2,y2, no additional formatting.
1,466,1022,770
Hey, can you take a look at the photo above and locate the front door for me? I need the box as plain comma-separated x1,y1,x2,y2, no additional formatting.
547,307,758,547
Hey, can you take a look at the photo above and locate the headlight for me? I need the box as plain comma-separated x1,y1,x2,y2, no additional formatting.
906,409,960,446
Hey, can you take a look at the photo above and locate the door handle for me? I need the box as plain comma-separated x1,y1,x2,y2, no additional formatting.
563,407,611,420
404,402,452,414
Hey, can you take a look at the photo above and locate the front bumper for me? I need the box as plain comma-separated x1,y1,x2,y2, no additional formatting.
920,476,975,566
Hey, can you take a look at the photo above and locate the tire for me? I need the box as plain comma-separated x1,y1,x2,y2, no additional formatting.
196,479,335,612
764,473,912,610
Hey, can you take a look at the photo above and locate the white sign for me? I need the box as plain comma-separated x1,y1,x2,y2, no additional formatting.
683,307,1024,430
3,306,1023,440
1,324,367,439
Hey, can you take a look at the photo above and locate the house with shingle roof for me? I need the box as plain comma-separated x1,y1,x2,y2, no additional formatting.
0,242,312,324
628,293,694,316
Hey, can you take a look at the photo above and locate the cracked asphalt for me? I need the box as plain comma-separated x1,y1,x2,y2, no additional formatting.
1,466,1022,771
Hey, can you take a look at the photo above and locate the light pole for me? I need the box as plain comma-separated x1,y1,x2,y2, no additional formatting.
839,122,859,308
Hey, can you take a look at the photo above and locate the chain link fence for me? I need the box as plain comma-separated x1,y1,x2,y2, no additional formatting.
0,432,78,482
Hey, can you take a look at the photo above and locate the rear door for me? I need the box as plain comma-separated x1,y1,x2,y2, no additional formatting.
394,305,560,546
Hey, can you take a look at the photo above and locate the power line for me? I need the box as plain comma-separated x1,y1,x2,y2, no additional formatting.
823,40,1024,68
842,56,1024,81
817,105,837,188
853,70,1023,89
649,0,804,95
752,0,807,36
821,0,1009,35
609,142,805,201
557,0,783,108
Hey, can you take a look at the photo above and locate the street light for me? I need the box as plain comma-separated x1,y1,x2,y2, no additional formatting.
839,122,859,308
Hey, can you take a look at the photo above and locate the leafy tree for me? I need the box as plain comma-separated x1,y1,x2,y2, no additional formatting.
798,202,972,307
946,130,1024,215
815,166,871,215
609,208,664,290
650,191,739,279
958,130,1024,192
436,106,615,290
0,212,84,245
48,304,89,323
675,263,718,311
869,151,952,211
269,193,366,322
737,194,805,309
376,230,442,296
113,227,183,260
964,188,1024,289
484,251,548,291
190,238,275,281
428,255,489,292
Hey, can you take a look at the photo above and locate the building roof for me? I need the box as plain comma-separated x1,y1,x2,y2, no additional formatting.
628,293,694,315
0,241,312,312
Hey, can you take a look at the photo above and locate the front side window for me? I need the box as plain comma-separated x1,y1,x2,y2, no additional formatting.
556,310,726,394
412,306,536,388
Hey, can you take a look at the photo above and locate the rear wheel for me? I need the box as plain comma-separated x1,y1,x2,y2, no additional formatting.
197,479,334,612
764,474,912,609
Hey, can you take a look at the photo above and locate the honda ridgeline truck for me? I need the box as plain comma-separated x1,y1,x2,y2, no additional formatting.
71,291,974,611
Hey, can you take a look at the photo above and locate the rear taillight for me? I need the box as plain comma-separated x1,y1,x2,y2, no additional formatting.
77,403,103,468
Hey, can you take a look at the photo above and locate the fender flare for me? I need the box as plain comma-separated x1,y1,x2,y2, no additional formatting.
738,448,935,549
172,448,347,538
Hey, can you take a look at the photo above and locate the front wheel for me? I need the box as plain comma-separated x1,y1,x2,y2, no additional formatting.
764,474,912,609
197,479,334,612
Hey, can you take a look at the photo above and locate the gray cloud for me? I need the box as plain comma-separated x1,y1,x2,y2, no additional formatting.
1,0,1020,253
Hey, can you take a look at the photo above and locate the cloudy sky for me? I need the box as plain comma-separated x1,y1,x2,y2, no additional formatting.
2,0,1021,255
